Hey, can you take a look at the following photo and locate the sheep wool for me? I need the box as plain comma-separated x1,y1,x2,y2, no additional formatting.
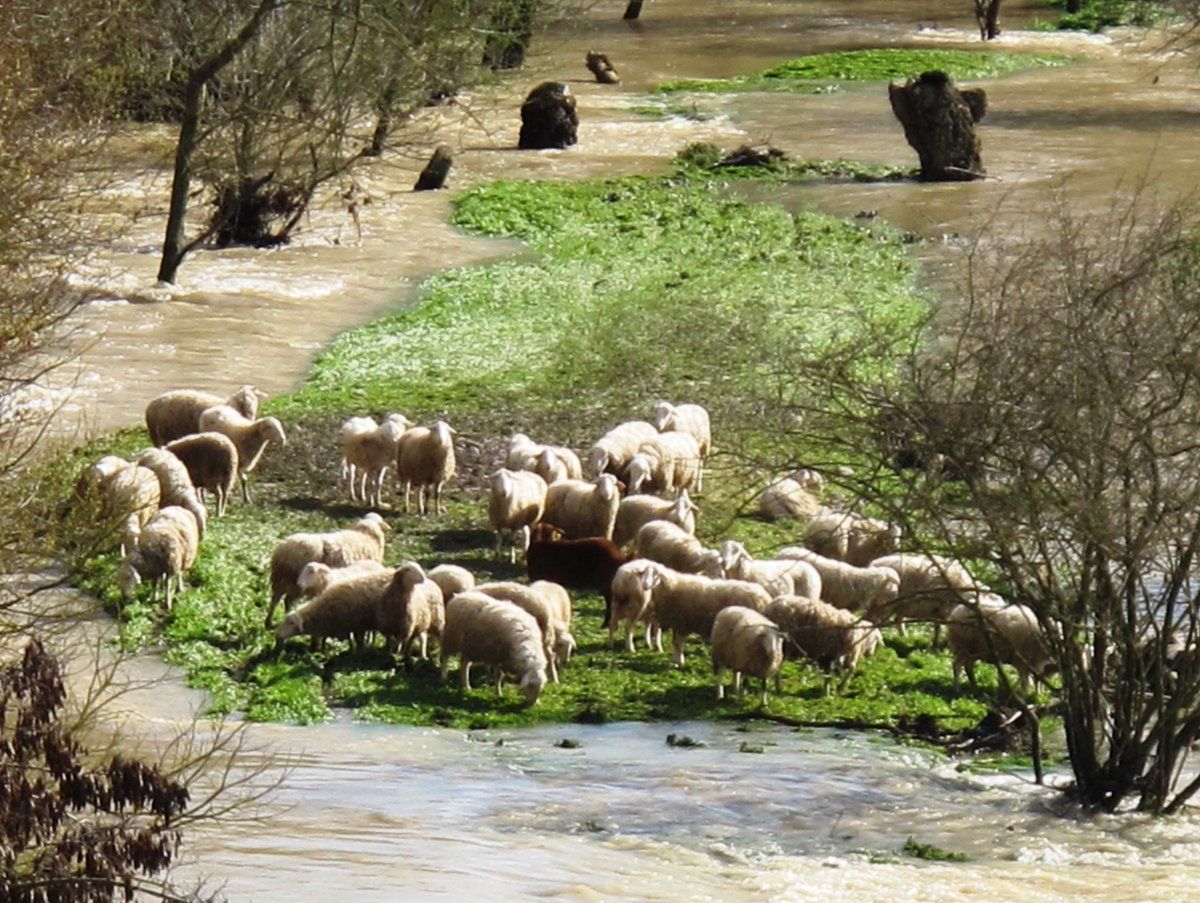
144,385,262,446
586,420,658,479
613,491,698,549
487,468,549,562
439,592,548,704
375,563,445,660
165,432,239,517
427,564,476,601
136,447,207,538
710,606,785,704
197,405,287,504
396,420,457,515
775,547,899,614
651,401,712,459
634,519,722,578
542,474,621,540
275,569,392,652
947,597,1052,692
765,595,882,693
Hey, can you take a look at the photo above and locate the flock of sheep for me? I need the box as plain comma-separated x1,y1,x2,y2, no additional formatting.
77,388,1054,708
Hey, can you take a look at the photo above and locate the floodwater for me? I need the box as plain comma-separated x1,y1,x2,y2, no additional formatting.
35,0,1200,898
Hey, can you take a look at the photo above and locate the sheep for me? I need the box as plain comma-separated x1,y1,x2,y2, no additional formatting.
487,468,548,562
542,474,621,540
197,405,287,504
439,592,548,704
475,581,565,682
375,562,445,660
396,420,456,515
164,432,239,517
636,562,772,665
765,595,883,693
866,553,990,642
342,413,411,507
115,506,201,610
105,463,162,554
135,447,207,538
275,569,393,652
265,512,389,626
758,471,823,521
625,430,703,496
295,560,389,600
525,523,627,627
144,385,262,446
427,564,476,601
711,606,785,704
530,580,575,663
533,447,577,485
609,560,662,652
775,547,900,614
634,519,722,578
947,597,1053,693
586,420,658,479
73,455,128,502
612,490,698,550
804,512,900,567
651,401,712,459
720,540,822,600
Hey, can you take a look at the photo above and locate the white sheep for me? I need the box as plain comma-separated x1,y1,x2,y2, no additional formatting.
634,519,722,578
295,560,389,599
197,405,287,504
396,420,456,515
711,606,786,704
164,432,239,517
475,580,568,682
105,463,162,555
805,511,900,567
135,447,207,539
533,448,577,485
506,433,583,482
275,569,392,652
487,468,549,562
542,474,621,540
266,512,389,626
586,420,658,479
720,540,822,600
530,580,575,663
947,597,1053,692
427,564,476,601
775,547,900,614
867,553,990,642
342,413,411,507
608,560,663,652
758,471,823,521
439,592,548,704
765,595,883,693
651,401,712,459
144,385,263,446
376,562,445,660
115,506,201,610
74,455,128,502
626,430,703,495
612,490,698,549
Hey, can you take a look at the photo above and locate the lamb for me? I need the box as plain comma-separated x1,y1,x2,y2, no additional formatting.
525,523,627,627
265,512,389,626
612,490,698,549
144,385,262,446
197,405,287,503
542,474,621,540
758,470,823,521
609,560,662,652
395,420,456,515
775,547,900,614
115,506,201,610
866,553,990,642
135,447,207,538
427,564,476,601
475,581,567,681
947,597,1053,692
439,592,548,704
710,606,785,704
295,560,389,599
275,569,393,652
375,562,445,660
164,432,239,517
487,468,548,562
720,540,822,600
804,512,900,567
765,595,883,693
625,430,703,495
530,580,575,663
105,463,162,554
342,413,411,507
637,562,772,665
634,519,722,578
586,420,658,479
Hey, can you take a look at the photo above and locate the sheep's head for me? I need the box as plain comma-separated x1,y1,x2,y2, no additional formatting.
624,455,652,495
433,421,456,447
639,562,664,594
696,550,724,579
535,449,568,485
360,511,391,533
490,468,513,494
231,385,263,420
585,446,609,479
719,540,748,576
612,561,653,623
870,568,901,605
555,631,577,664
509,432,532,451
519,667,547,705
594,473,619,501
262,417,287,447
297,562,333,598
274,611,305,641
793,468,824,494
395,562,426,590
651,400,675,431
531,522,565,543
116,559,142,599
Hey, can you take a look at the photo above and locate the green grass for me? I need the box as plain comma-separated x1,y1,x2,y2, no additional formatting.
902,836,971,862
655,48,1071,95
1031,0,1171,30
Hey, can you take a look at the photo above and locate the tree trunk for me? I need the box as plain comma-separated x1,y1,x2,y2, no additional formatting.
156,80,204,284
482,0,537,70
974,0,1003,39
413,145,453,191
888,71,986,182
364,77,400,158
518,82,578,150
1066,0,1082,11
623,0,644,19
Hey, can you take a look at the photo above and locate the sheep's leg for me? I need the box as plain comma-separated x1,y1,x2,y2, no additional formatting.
931,623,942,649
163,578,173,611
440,654,450,684
774,672,782,694
715,663,725,700
495,671,504,696
215,487,226,517
623,625,634,653
836,668,853,694
734,671,743,697
240,473,252,504
435,481,445,515
760,680,769,706
402,481,411,513
461,661,472,690
653,625,664,653
519,524,530,555
547,650,559,684
672,632,685,667
417,486,427,516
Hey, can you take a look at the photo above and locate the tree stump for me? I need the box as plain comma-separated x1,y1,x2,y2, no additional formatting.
888,71,986,182
413,145,453,191
586,51,621,85
518,82,578,150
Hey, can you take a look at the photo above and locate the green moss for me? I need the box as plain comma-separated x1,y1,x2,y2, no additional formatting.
902,836,971,862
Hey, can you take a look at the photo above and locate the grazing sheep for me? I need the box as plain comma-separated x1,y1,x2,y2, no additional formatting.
626,430,703,496
275,569,393,652
295,560,389,599
758,471,823,521
651,401,712,459
164,432,239,517
867,553,990,642
637,562,772,665
612,490,698,550
197,405,287,504
775,547,900,614
74,455,128,502
634,519,722,578
711,606,785,704
506,434,581,479
530,580,575,663
427,564,476,601
947,597,1053,692
105,463,162,554
266,512,389,626
609,560,662,652
376,563,445,660
439,592,548,704
135,447,207,538
144,385,262,446
396,420,457,515
525,523,627,627
342,413,411,507
720,540,822,600
476,581,565,682
542,474,621,540
586,420,658,479
805,512,900,567
115,506,200,610
765,595,883,693
487,468,549,562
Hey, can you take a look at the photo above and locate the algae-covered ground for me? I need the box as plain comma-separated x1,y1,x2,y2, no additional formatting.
69,163,1049,754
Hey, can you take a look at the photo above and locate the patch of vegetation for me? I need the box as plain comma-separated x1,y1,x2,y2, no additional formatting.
1031,0,1171,30
655,48,1070,95
672,142,915,184
627,100,716,121
901,836,971,862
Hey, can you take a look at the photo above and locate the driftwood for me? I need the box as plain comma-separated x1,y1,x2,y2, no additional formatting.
413,145,453,191
586,51,621,85
518,82,579,150
888,71,986,182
